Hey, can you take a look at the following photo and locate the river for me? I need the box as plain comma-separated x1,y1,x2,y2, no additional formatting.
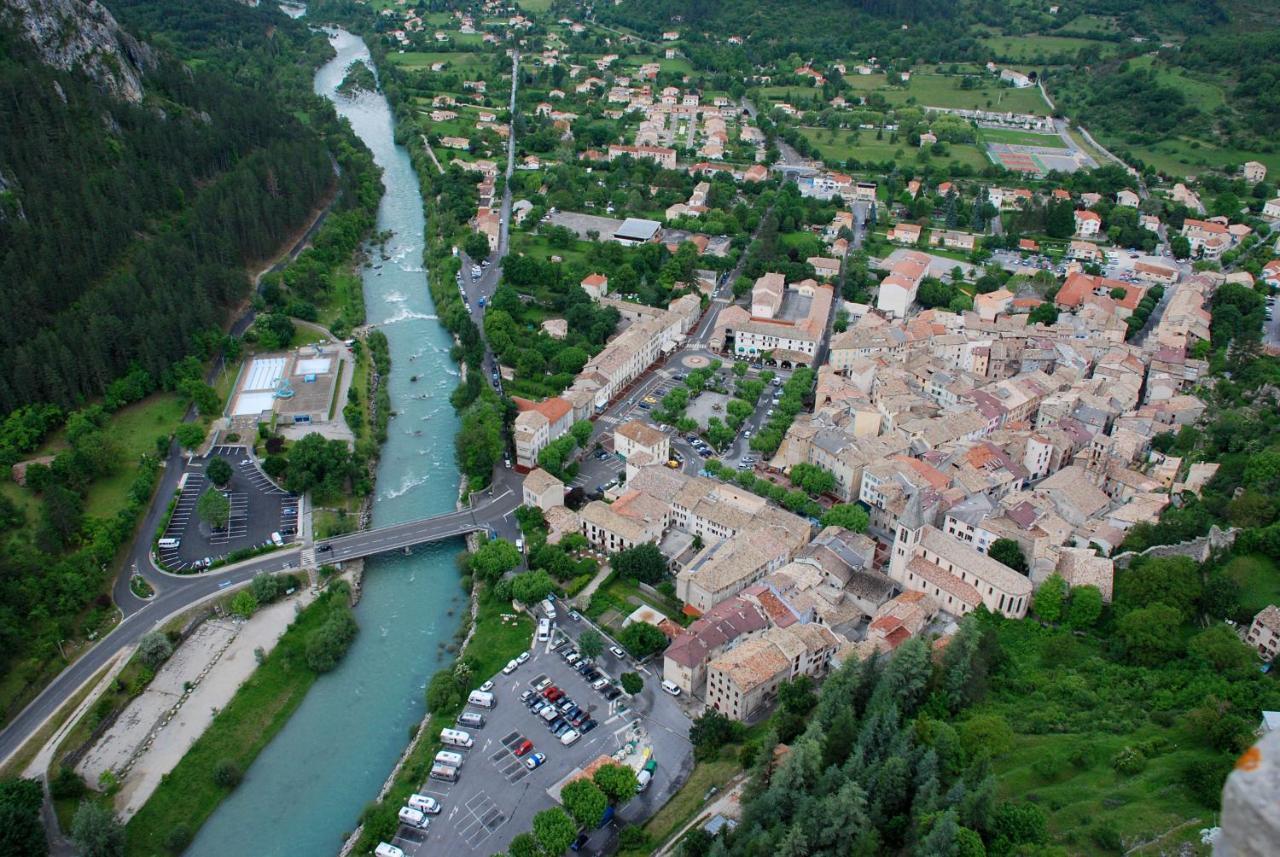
185,25,465,857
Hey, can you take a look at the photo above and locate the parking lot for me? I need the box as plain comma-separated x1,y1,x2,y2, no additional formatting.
156,445,297,571
386,605,694,857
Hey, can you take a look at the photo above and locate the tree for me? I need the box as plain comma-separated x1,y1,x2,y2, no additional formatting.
1170,234,1191,259
0,779,47,857
618,622,668,658
1188,624,1253,673
427,669,463,712
229,590,258,619
70,800,124,857
620,672,643,694
820,503,869,532
990,801,1047,849
507,832,540,857
1067,584,1103,628
1027,302,1058,326
561,779,608,828
469,538,522,583
689,710,742,760
1115,604,1183,665
464,232,491,260
611,543,667,584
174,422,206,450
959,713,1013,761
570,419,594,447
206,457,233,487
196,487,230,530
1033,573,1067,623
305,606,358,672
1115,556,1202,619
137,631,173,669
592,763,638,804
577,629,604,659
1045,200,1075,239
987,538,1027,575
510,570,554,604
532,807,577,855
790,463,836,496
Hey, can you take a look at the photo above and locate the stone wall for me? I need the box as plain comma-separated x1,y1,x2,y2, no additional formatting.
1112,525,1238,569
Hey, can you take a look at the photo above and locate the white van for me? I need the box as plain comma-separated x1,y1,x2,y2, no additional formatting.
435,750,464,768
467,690,496,709
537,618,551,642
429,763,457,783
440,728,474,748
661,680,682,696
158,537,180,550
560,729,581,746
375,844,405,857
271,531,284,547
408,794,440,814
398,806,430,829
457,712,485,729
541,598,557,620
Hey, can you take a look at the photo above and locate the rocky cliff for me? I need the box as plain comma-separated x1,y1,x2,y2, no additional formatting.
0,0,155,102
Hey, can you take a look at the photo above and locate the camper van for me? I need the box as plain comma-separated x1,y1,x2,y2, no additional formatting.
429,763,458,783
158,537,180,550
457,712,486,729
467,690,496,709
375,844,405,857
398,807,430,829
435,750,465,768
440,728,474,748
537,618,551,642
541,598,557,620
407,794,440,814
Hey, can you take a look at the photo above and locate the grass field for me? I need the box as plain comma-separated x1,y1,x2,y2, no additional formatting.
516,0,553,12
388,51,488,71
1114,136,1280,179
980,126,1068,148
1127,56,1225,112
983,34,1121,63
124,587,354,856
76,394,186,519
635,754,741,853
884,73,1051,114
797,126,990,170
992,726,1218,854
1222,553,1280,617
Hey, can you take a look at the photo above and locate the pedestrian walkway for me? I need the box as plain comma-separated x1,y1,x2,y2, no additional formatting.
571,562,612,609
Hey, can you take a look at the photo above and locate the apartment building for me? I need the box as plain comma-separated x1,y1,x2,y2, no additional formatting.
1247,605,1280,661
704,624,840,721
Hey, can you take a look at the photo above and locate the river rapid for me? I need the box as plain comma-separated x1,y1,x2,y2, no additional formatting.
185,25,465,857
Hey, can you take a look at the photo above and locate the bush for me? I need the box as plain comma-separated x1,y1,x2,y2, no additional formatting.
137,631,173,669
50,767,86,800
213,759,242,788
163,824,193,854
305,606,358,672
620,672,643,694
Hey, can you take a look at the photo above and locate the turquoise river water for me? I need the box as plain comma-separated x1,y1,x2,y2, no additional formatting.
186,26,465,857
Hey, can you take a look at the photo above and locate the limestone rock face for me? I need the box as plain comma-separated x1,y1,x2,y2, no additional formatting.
1,0,155,103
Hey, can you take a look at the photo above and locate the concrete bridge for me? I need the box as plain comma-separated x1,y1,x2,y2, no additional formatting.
312,488,518,564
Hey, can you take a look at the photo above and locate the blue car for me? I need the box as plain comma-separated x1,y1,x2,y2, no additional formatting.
524,752,546,770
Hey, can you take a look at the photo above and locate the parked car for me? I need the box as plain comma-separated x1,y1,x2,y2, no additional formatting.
530,700,546,714
580,718,598,734
502,659,518,675
520,690,534,703
592,677,609,691
516,651,530,665
479,680,494,692
661,680,682,696
514,739,534,756
524,752,546,770
610,646,626,658
535,677,553,691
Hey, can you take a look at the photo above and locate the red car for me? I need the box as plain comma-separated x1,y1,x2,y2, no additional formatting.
541,685,559,699
544,687,563,701
514,739,533,757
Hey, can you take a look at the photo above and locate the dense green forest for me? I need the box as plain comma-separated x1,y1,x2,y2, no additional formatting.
0,0,350,413
0,0,381,717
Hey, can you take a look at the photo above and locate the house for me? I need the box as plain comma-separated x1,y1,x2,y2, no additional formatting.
919,132,937,147
743,164,769,183
1055,548,1114,602
713,275,835,368
888,525,1032,618
974,289,1013,322
1134,261,1179,286
607,144,677,169
440,136,471,150
1074,209,1102,237
704,624,840,721
1116,189,1140,207
1244,161,1268,183
1000,68,1033,88
662,30,680,40
614,420,670,471
512,397,573,469
1055,272,1146,317
1181,218,1233,258
807,257,842,280
1263,198,1280,219
581,273,609,299
928,230,977,252
522,468,565,511
1068,240,1102,263
1019,238,1040,253
1247,605,1280,661
875,251,931,318
889,222,923,245
663,598,769,695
